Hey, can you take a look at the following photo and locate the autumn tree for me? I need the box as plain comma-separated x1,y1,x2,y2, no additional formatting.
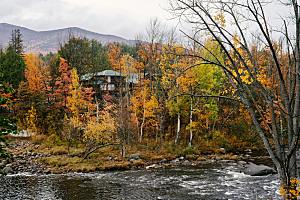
83,103,117,159
52,58,72,110
108,43,122,71
107,42,140,156
0,83,16,157
137,19,171,144
170,0,300,194
131,83,159,142
50,59,95,143
24,54,48,93
14,54,52,135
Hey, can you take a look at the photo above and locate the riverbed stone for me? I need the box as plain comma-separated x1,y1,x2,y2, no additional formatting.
3,165,13,174
244,162,276,176
129,154,141,160
182,160,190,165
0,160,7,168
19,159,26,164
219,148,226,154
245,149,252,153
146,164,158,169
171,158,180,164
185,154,197,160
238,161,247,165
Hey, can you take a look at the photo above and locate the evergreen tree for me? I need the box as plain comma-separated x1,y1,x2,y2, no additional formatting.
58,36,111,76
0,29,25,88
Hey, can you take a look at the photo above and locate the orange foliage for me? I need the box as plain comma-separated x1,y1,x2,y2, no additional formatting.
24,54,48,93
108,43,122,71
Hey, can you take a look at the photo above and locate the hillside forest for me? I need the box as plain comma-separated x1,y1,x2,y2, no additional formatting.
0,26,260,154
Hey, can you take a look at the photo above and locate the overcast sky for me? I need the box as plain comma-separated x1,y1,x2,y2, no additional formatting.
0,0,292,40
0,0,173,39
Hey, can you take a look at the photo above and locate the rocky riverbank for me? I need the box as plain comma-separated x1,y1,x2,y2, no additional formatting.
0,140,48,175
0,139,276,176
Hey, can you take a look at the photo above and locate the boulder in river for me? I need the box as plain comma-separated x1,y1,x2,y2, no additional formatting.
244,162,276,176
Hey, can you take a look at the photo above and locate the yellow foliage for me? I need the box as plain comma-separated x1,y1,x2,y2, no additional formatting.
131,85,159,120
120,54,138,75
144,95,159,117
214,12,226,27
280,178,300,199
26,106,38,134
231,68,253,85
84,109,116,144
66,68,81,117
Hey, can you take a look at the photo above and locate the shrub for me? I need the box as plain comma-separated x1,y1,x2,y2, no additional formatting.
45,134,64,147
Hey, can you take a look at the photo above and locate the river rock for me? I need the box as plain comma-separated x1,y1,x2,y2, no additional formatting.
219,148,226,154
171,158,180,164
245,149,252,153
0,142,6,147
244,162,276,176
146,164,158,170
19,159,26,165
238,161,247,165
0,160,7,168
3,165,13,174
129,154,141,160
185,155,197,161
107,156,113,161
182,160,190,165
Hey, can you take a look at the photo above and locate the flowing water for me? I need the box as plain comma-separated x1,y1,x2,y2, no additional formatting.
0,161,280,200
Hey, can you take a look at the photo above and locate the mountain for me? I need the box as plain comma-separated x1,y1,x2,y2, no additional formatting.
0,23,135,54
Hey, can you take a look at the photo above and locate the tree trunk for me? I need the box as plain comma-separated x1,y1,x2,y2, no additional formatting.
121,141,126,158
188,95,193,147
139,119,144,143
139,96,146,143
175,112,180,144
159,113,166,145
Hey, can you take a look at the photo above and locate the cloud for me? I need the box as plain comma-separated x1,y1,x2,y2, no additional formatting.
2,0,288,41
0,0,173,39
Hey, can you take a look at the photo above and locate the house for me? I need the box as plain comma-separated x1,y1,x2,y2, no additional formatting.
81,70,139,97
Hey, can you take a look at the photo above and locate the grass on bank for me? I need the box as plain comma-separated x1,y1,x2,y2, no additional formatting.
9,131,264,173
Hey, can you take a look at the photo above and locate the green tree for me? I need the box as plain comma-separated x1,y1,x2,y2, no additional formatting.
0,29,25,88
58,36,111,76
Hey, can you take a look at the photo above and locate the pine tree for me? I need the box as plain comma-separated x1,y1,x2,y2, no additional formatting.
0,29,25,88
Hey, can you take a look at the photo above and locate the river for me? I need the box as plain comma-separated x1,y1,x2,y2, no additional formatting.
0,161,280,200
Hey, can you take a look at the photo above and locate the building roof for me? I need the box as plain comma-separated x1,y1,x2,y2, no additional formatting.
81,69,140,85
97,70,122,77
81,70,122,81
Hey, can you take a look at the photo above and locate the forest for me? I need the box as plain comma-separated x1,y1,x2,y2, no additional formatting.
0,28,258,155
1,0,300,199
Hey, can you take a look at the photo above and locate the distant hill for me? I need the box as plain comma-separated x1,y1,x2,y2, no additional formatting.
0,23,136,54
